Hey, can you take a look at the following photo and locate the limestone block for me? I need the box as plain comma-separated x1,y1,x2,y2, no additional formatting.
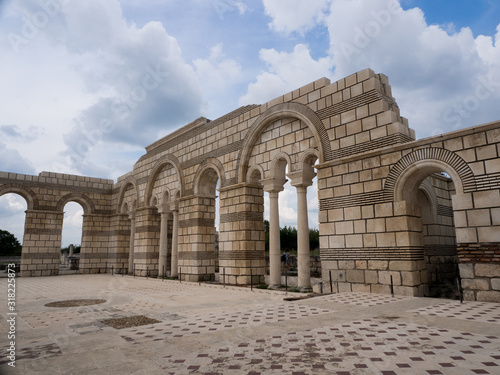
344,206,361,220
476,291,500,303
346,234,363,247
473,190,500,209
474,263,500,277
458,263,475,279
379,271,401,286
338,260,355,270
477,226,500,242
389,261,418,272
374,203,393,217
367,218,385,233
401,271,421,287
329,235,345,248
491,279,500,290
338,282,352,293
492,208,500,225
463,132,487,148
363,234,376,247
371,284,391,295
376,232,396,247
455,228,477,243
365,270,378,284
362,205,375,219
352,284,371,293
466,209,491,226
451,193,473,210
368,260,388,270
462,278,490,291
393,285,418,297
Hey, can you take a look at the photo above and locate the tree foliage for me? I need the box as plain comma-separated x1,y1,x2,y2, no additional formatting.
0,229,22,256
263,220,320,254
61,245,81,253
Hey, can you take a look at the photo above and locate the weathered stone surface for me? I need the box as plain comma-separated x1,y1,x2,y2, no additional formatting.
475,264,500,278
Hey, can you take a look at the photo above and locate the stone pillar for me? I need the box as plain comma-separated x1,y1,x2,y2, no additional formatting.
218,184,265,285
170,205,179,278
20,209,64,277
263,178,286,288
157,204,170,278
128,212,136,274
69,244,74,257
289,169,315,289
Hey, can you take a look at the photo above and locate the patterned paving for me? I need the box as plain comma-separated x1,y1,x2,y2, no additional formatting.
120,303,333,343
410,300,500,324
316,292,410,307
0,275,499,375
156,319,500,374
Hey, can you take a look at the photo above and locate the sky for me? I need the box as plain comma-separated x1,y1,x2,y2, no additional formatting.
0,0,499,247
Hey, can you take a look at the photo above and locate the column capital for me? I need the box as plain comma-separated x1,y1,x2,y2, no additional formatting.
262,178,287,193
156,203,170,215
287,169,316,188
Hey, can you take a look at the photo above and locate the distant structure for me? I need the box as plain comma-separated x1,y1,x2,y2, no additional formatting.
1,68,499,302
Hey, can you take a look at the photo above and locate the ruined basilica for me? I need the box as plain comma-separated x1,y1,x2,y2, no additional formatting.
1,68,499,302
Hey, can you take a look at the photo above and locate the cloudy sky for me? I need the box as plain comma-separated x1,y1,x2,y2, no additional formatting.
1,0,500,247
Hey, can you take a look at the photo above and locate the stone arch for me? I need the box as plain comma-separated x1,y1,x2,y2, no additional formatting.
237,102,332,183
56,193,96,215
299,148,320,170
418,179,438,218
270,152,292,180
0,184,38,210
144,154,184,207
384,148,476,202
116,176,139,213
194,158,226,195
246,165,265,185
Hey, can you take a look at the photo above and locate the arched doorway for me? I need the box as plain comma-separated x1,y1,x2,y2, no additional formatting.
0,193,27,274
60,202,84,274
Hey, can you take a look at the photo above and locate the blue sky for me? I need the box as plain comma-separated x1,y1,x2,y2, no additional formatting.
1,0,499,246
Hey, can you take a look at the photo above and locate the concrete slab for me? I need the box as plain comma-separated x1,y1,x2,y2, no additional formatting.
1,275,499,374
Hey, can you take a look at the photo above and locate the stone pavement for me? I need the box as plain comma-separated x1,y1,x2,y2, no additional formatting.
1,275,499,375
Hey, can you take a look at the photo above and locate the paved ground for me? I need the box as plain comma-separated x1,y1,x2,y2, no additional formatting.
1,274,499,375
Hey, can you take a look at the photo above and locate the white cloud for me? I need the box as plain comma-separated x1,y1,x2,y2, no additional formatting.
1,0,204,179
239,44,333,106
262,0,330,36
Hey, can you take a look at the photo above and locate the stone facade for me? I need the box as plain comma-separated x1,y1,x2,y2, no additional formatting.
1,68,499,301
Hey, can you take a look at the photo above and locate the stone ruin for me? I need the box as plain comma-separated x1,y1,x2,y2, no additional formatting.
1,68,499,302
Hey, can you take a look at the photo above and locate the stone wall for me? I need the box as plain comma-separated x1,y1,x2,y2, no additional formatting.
1,68,499,302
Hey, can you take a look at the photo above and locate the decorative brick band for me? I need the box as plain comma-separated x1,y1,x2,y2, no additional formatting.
83,230,130,237
319,191,386,211
133,252,159,260
135,225,161,234
316,89,395,121
424,245,458,257
457,243,500,263
179,218,214,228
178,251,215,260
330,133,413,161
24,228,61,235
80,253,113,260
436,204,454,217
321,247,424,261
474,172,500,191
220,212,263,223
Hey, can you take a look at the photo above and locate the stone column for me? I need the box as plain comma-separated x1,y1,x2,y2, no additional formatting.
263,178,286,288
296,185,311,289
170,206,179,277
289,169,316,290
128,212,136,274
157,204,170,278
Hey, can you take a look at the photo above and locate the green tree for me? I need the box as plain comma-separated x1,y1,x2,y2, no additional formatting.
0,229,22,256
